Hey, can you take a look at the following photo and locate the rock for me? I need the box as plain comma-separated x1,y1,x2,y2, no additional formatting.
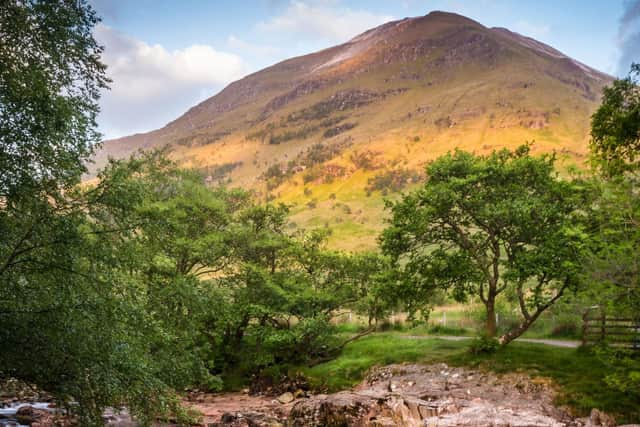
587,408,617,427
287,363,581,426
209,410,283,426
276,392,294,404
15,405,55,427
103,407,138,426
288,391,380,426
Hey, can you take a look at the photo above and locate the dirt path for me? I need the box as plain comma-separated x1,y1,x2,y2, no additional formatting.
403,335,581,348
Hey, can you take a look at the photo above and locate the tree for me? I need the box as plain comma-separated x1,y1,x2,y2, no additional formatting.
590,63,640,177
381,146,589,344
586,63,640,401
0,0,108,196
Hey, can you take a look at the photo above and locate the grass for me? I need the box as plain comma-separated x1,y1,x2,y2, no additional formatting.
294,332,639,423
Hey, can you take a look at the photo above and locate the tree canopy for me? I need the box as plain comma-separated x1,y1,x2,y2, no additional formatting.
0,0,108,195
590,63,640,177
381,145,589,343
585,63,640,400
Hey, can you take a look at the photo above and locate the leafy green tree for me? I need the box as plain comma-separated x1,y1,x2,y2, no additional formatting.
0,2,159,424
0,0,108,195
585,175,640,401
590,63,640,176
0,155,195,425
381,146,589,344
93,151,249,392
586,63,640,401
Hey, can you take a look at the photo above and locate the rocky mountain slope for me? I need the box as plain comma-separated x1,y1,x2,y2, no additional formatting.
96,11,611,250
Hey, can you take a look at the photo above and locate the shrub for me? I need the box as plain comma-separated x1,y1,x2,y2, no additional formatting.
551,321,579,338
302,167,322,184
427,324,468,336
350,150,382,170
377,319,394,331
469,334,500,354
323,122,357,138
365,168,422,194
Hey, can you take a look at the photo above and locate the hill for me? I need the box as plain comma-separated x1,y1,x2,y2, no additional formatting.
95,11,612,250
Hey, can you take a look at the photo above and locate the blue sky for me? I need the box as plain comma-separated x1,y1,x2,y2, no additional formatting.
90,0,638,140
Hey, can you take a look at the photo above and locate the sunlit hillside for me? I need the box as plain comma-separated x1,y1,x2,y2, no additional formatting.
96,11,612,250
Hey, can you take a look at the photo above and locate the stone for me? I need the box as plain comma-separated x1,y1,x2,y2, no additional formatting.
276,392,294,404
588,408,617,427
209,410,283,426
15,405,56,427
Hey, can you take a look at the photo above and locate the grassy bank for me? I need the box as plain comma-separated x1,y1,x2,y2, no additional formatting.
295,333,639,423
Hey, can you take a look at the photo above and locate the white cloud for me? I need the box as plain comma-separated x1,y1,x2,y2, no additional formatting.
257,1,393,44
512,20,551,40
95,24,248,139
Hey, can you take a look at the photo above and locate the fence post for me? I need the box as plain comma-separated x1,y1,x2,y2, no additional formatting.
600,310,606,343
581,310,589,347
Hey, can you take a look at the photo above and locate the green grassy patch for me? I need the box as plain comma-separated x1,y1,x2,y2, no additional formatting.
294,333,639,423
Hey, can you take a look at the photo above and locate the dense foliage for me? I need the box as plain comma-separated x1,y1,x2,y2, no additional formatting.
0,2,387,423
590,63,640,176
0,0,108,195
586,63,640,401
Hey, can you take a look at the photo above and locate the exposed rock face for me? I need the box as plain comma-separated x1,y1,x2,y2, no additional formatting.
288,363,583,426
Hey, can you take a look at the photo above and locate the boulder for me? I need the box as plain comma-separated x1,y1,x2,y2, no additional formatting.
208,410,283,426
587,408,617,427
15,405,55,427
276,392,294,404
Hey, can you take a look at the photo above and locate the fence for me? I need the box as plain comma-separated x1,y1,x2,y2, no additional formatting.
582,307,640,350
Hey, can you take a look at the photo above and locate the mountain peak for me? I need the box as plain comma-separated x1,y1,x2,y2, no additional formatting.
96,11,611,248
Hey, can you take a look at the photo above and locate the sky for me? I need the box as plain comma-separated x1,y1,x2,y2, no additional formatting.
90,0,639,140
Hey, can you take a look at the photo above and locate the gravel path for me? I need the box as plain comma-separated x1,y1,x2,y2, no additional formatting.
402,335,580,348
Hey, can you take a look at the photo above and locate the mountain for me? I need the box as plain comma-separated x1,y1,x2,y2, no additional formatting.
95,11,612,250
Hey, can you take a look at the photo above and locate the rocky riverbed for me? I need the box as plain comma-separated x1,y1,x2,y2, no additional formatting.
3,365,637,426
208,363,632,427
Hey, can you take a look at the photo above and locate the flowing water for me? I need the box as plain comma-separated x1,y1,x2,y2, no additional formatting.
0,402,53,426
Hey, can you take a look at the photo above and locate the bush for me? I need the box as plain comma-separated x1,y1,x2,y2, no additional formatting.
350,150,381,170
469,334,500,354
551,321,579,338
323,122,357,138
302,167,322,184
427,324,468,336
377,319,394,331
365,168,422,194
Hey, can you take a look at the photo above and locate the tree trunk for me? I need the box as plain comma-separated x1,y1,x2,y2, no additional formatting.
499,311,542,345
485,300,497,337
499,321,530,345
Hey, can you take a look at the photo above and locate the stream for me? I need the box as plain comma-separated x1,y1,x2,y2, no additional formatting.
0,402,53,426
